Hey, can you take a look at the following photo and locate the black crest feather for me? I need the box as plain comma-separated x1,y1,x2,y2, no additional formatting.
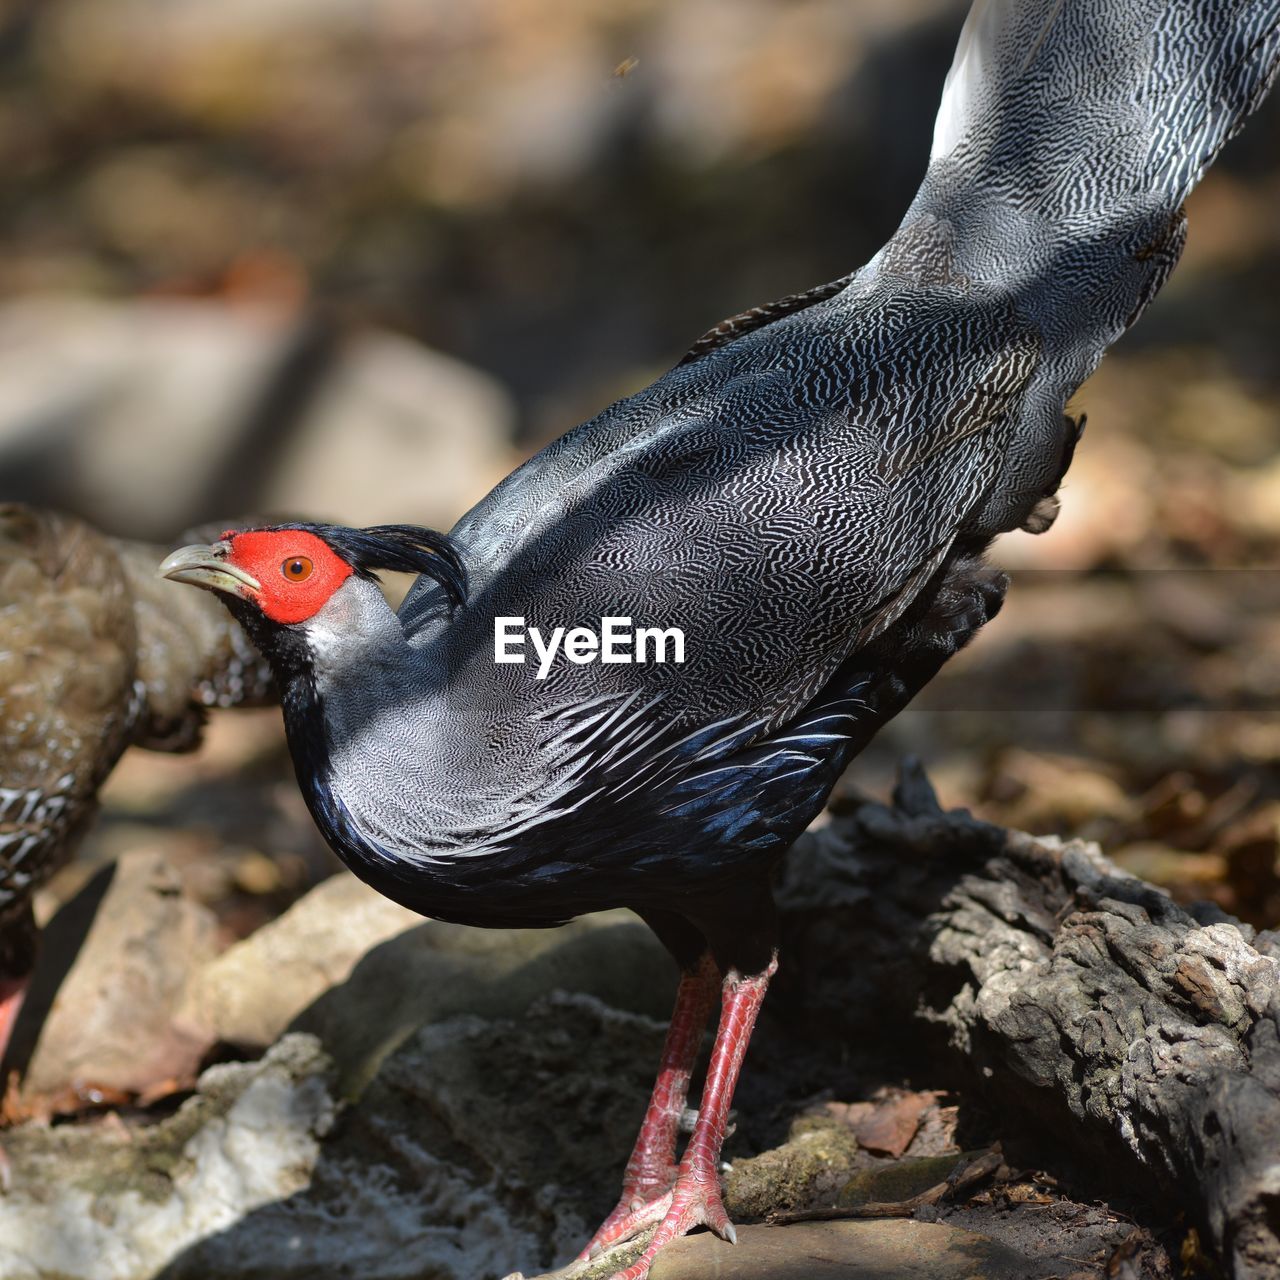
272,522,468,609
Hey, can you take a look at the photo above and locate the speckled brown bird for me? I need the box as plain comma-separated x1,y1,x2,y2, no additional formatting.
0,504,274,1084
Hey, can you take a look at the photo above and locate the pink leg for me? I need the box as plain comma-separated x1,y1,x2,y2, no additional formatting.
605,953,778,1280
0,976,26,1072
580,953,720,1260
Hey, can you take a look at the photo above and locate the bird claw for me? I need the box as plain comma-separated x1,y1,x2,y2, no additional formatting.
600,1168,738,1280
577,1186,674,1262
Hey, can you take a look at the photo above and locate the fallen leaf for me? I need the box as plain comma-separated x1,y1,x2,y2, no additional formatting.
853,1089,939,1158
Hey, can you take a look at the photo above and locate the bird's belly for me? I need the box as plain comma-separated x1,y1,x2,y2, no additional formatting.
315,712,846,931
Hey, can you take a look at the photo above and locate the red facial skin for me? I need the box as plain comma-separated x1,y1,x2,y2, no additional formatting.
224,529,353,625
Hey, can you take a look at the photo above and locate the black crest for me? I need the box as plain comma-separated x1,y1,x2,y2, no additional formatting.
272,522,468,608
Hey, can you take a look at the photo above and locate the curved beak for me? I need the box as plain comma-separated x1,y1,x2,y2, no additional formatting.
158,541,261,599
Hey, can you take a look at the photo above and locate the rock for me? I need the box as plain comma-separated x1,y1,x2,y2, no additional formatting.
526,1220,1043,1280
0,297,515,540
13,850,219,1099
0,298,290,537
720,1095,968,1225
837,1152,971,1207
288,906,675,1091
175,871,423,1051
1,998,668,1280
725,1119,864,1223
0,1034,337,1280
260,327,516,530
153,993,668,1280
648,1219,1037,1279
175,869,676,1089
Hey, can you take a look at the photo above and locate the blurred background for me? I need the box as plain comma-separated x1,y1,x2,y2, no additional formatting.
4,0,1280,944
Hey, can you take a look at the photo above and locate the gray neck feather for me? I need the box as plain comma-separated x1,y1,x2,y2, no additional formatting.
302,578,410,690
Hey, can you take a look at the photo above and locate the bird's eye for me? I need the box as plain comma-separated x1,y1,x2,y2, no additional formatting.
282,556,314,582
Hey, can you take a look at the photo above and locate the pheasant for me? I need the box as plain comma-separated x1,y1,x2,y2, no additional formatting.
0,505,273,1091
162,2,1280,1276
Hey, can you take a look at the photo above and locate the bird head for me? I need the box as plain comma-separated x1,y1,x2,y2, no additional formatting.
159,522,466,662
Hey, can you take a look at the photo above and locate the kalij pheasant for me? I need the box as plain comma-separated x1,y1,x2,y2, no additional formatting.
162,3,1280,1275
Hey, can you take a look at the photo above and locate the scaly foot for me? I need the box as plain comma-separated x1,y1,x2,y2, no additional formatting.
578,953,719,1262
579,1164,678,1260
600,956,775,1279
603,1161,735,1280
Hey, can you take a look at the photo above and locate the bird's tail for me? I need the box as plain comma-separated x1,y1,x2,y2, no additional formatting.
896,0,1280,382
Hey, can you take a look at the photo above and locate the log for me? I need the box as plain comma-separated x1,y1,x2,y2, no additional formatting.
777,762,1280,1279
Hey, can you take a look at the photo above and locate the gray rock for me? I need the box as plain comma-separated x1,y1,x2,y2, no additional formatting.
176,869,677,1092
0,297,515,540
0,298,287,536
511,1218,1054,1280
260,326,516,531
1,995,667,1280
4,785,1197,1280
292,907,676,1092
0,1034,337,1280
175,871,423,1052
564,1219,1042,1280
164,993,668,1280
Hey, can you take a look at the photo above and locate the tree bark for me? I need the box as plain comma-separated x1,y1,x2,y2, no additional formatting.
777,762,1280,1279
